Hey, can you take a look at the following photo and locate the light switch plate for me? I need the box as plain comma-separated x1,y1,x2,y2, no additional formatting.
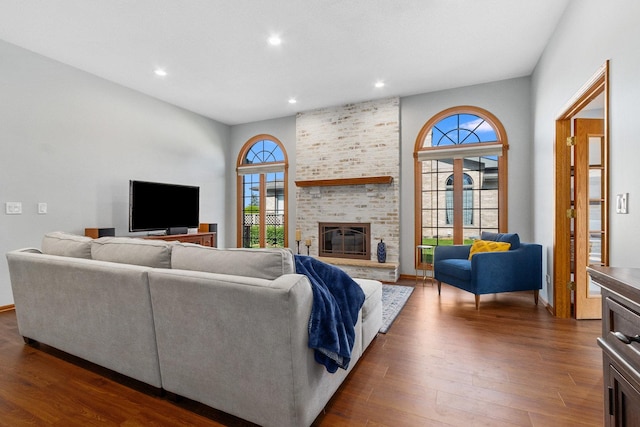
6,202,22,215
616,193,629,214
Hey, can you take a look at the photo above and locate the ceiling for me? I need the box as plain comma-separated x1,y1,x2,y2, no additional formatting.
0,0,570,125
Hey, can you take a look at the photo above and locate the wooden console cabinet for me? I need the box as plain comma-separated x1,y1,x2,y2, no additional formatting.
588,266,640,426
144,232,216,247
84,229,217,247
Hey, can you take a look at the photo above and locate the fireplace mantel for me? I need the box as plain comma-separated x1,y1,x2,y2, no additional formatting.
295,175,393,187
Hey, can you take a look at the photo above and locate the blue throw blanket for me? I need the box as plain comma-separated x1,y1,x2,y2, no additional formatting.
294,255,365,373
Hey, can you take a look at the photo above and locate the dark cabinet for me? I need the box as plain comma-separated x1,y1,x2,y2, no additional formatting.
605,357,640,426
588,266,640,427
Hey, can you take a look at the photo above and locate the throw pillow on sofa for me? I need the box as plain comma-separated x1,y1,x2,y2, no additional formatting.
42,231,93,259
468,240,511,259
171,243,295,280
91,237,173,268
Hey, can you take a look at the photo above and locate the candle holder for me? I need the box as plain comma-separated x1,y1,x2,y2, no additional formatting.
305,243,311,256
295,229,302,254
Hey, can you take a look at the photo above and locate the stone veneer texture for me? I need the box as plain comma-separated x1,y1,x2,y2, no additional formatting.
296,97,400,265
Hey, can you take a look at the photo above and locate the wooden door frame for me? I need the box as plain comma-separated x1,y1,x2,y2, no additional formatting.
553,61,609,318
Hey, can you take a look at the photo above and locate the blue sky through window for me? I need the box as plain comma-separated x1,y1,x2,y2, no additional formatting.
431,114,497,147
244,139,284,164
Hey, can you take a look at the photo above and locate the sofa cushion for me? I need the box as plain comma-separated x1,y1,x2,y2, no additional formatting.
91,237,173,268
353,278,382,322
171,244,295,280
468,240,511,259
42,232,92,259
435,259,472,282
480,232,520,250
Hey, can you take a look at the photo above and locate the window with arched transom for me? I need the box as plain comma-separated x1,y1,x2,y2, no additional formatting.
414,106,508,265
236,135,288,248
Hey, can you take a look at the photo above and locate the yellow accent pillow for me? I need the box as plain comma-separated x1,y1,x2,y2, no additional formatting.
468,240,511,260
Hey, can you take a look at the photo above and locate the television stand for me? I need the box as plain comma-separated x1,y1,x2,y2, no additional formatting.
143,232,216,247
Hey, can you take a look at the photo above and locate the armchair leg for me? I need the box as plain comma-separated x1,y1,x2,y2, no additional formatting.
436,280,441,295
534,289,539,305
475,294,480,310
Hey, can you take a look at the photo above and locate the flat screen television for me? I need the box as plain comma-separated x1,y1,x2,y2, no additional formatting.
129,180,199,234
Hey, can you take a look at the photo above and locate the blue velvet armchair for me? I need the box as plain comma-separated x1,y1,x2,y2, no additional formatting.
433,232,542,309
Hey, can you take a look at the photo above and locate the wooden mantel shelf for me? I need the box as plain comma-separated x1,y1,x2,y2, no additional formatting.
295,175,393,187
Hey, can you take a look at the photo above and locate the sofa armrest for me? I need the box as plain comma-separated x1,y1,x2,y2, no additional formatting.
434,245,471,263
472,243,542,293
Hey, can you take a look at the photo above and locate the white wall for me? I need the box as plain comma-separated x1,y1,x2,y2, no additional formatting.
532,0,640,304
400,77,533,276
0,40,229,306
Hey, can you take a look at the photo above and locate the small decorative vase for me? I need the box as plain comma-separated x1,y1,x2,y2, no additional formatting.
377,239,387,263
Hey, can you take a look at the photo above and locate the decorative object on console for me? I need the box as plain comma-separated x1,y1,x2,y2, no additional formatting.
84,227,115,238
377,238,387,263
305,238,311,255
198,223,217,233
295,229,301,254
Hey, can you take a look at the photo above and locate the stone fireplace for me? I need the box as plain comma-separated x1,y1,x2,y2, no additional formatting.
319,222,370,260
295,98,400,282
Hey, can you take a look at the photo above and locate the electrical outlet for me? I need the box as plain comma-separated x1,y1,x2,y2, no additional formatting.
38,202,48,214
5,202,22,215
546,274,551,285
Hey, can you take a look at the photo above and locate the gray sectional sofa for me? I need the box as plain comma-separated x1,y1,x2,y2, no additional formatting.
6,232,383,427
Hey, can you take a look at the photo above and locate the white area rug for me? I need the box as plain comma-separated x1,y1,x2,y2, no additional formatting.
379,284,414,333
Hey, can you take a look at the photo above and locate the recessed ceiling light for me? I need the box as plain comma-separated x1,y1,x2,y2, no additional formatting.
288,98,297,104
154,68,167,77
268,35,282,46
374,81,385,88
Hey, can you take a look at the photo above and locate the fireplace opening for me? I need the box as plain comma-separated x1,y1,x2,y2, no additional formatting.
319,222,370,260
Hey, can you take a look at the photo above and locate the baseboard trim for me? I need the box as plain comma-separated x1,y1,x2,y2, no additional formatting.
540,296,554,316
0,304,15,313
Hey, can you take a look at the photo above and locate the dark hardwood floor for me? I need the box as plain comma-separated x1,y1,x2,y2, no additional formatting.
0,280,603,426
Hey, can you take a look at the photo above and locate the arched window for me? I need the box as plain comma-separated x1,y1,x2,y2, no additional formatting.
414,106,508,254
236,135,288,248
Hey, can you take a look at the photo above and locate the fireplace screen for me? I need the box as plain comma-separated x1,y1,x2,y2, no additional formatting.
319,222,370,260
